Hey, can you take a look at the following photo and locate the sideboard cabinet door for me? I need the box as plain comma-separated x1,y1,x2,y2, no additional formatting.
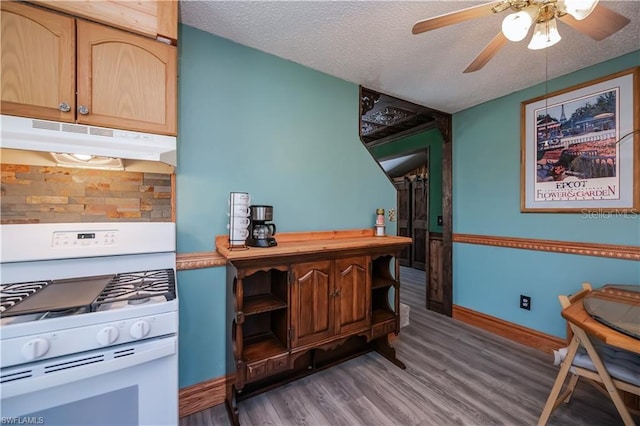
290,260,333,347
334,256,370,335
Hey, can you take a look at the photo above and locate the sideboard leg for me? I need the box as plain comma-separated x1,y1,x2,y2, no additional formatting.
374,336,406,369
225,383,240,426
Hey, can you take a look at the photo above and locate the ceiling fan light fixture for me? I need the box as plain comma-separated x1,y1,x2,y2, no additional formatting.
501,7,537,42
527,18,561,50
562,0,599,20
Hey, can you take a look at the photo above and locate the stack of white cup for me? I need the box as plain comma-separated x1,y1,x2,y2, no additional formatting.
228,192,251,248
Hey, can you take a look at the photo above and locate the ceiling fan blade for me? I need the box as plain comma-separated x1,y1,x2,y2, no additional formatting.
412,1,503,35
559,4,630,41
464,32,508,73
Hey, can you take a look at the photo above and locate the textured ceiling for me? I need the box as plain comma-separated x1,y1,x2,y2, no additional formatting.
179,1,640,114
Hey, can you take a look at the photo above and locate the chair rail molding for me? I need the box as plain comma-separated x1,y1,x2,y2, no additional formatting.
177,251,226,270
453,233,640,261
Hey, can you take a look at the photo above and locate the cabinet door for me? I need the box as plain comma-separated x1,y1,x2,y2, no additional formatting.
32,0,178,42
76,20,177,135
290,260,333,347
334,256,370,335
1,2,75,121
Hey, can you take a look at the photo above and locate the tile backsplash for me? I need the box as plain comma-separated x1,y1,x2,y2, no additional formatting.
1,164,173,223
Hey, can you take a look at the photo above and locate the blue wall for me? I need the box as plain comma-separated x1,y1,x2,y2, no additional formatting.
453,51,640,339
175,25,397,388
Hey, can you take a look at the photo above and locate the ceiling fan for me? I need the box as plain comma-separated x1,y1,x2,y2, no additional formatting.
412,0,630,73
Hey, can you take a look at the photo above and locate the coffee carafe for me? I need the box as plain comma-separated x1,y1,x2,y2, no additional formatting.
247,205,277,247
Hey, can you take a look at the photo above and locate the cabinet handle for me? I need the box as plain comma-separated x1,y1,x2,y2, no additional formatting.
58,102,71,112
78,105,89,115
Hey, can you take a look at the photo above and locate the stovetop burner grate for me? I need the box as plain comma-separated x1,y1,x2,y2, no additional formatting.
1,269,176,319
92,269,176,309
0,281,51,314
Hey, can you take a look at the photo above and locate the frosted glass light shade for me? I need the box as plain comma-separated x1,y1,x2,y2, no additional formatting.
563,0,599,20
501,7,536,42
528,19,562,50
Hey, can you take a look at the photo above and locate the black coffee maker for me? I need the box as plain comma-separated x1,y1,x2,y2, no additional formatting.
247,205,277,247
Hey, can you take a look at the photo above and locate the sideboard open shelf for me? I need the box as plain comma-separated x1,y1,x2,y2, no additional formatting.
217,229,412,426
371,254,400,340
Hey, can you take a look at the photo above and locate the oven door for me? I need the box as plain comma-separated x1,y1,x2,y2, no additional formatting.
1,336,177,426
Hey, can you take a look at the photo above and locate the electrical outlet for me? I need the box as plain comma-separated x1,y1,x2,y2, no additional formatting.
520,295,531,310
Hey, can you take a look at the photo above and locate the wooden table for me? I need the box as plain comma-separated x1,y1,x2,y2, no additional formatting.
539,285,640,425
561,288,640,355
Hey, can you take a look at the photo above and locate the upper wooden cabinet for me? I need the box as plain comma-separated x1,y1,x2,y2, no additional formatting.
0,2,177,136
1,2,75,122
76,20,177,135
29,0,178,43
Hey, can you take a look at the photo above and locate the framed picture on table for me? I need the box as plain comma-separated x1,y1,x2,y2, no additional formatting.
520,67,639,213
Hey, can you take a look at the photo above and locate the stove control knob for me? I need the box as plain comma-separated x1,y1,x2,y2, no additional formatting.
97,326,119,346
130,320,151,339
22,337,50,361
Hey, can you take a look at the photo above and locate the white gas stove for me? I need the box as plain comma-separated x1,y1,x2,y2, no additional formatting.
0,222,178,426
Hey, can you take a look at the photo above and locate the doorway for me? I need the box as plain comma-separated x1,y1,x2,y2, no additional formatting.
394,171,428,270
359,86,452,317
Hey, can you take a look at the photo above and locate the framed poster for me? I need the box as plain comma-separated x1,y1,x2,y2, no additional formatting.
520,67,638,213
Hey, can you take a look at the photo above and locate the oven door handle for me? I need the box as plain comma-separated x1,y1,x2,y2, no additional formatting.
1,336,176,399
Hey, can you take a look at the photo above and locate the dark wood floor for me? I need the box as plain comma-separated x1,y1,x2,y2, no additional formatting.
180,266,634,425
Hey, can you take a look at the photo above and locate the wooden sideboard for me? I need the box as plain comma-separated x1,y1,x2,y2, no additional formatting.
215,229,412,425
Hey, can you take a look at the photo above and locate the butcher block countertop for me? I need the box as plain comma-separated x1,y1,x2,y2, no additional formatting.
215,229,412,264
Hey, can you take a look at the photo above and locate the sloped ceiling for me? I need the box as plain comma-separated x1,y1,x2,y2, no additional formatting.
380,151,428,178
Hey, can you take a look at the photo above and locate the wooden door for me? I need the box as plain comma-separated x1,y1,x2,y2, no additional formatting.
394,178,411,267
290,260,333,347
76,20,177,135
334,256,370,335
1,2,75,122
411,179,428,270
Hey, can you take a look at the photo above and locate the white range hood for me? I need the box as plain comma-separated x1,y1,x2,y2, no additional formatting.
0,115,177,168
